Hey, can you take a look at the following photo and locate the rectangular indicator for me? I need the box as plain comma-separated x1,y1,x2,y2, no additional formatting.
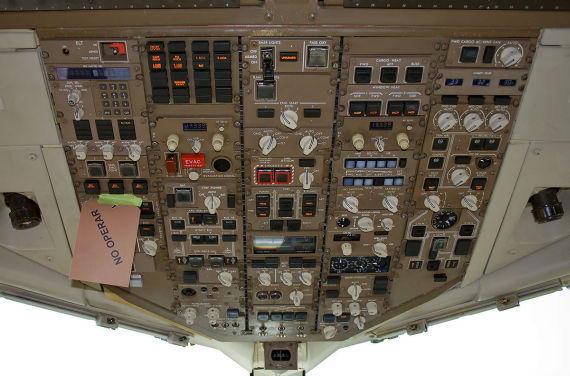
253,236,316,254
279,52,298,61
445,78,464,86
56,67,131,80
472,78,490,86
499,79,517,87
181,153,205,169
183,122,207,131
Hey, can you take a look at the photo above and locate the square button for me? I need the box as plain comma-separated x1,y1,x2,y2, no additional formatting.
256,81,275,100
460,46,479,63
307,46,328,67
405,67,423,83
455,239,472,255
404,101,420,116
380,67,398,83
354,67,372,83
349,101,366,116
387,101,404,116
257,169,273,184
471,177,487,191
411,226,426,237
459,225,475,237
405,240,422,257
428,157,444,169
423,178,439,191
432,138,449,151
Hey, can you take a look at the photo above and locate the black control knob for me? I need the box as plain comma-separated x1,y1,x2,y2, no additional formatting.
529,188,564,224
477,157,492,169
337,217,351,228
3,193,42,230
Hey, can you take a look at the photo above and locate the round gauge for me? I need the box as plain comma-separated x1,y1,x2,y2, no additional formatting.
331,258,348,271
432,210,459,230
354,258,367,270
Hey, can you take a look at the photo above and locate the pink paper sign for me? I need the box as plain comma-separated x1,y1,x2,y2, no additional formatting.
69,199,140,287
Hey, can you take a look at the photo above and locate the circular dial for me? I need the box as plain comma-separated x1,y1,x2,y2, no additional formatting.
331,258,348,272
357,216,374,232
437,112,458,132
432,210,458,230
337,217,351,228
488,113,509,132
342,196,359,213
280,110,298,129
499,45,523,67
462,112,484,132
299,135,317,155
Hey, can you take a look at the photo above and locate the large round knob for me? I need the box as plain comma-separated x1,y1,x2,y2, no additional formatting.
323,326,337,340
352,133,365,151
366,301,378,316
500,46,523,67
396,133,410,150
167,134,179,151
357,217,374,232
347,284,362,300
375,138,385,152
424,195,441,212
192,139,202,153
259,135,277,155
372,242,388,258
128,144,142,161
382,195,399,213
437,112,457,132
289,290,304,306
67,89,81,106
142,240,158,256
75,144,87,160
342,196,359,213
380,217,394,231
212,133,224,152
461,194,478,211
299,135,317,155
207,307,220,324
299,272,313,286
349,302,361,317
462,113,483,132
102,144,114,160
451,168,470,186
299,171,314,190
280,110,298,130
331,302,343,316
258,272,272,286
204,195,221,214
354,315,366,330
280,272,293,286
218,271,233,287
489,113,509,132
183,307,197,325
341,242,352,256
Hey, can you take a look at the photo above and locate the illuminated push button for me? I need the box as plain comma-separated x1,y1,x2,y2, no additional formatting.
183,307,197,325
300,271,313,286
299,135,317,155
451,168,470,186
342,196,359,213
211,133,224,152
366,301,378,316
341,242,352,256
280,272,293,286
462,112,483,132
489,113,509,132
461,194,478,211
382,195,399,213
75,144,87,160
347,284,362,300
142,240,158,256
218,271,233,287
437,112,458,132
331,302,343,317
289,290,304,306
181,153,205,168
352,133,365,151
258,272,272,287
354,315,366,330
372,242,388,258
204,195,221,214
280,110,298,130
424,195,441,212
102,144,114,160
323,326,337,340
167,134,179,151
349,302,361,317
259,135,277,155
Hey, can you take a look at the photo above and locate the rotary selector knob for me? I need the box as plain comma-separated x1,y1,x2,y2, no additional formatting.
299,135,317,155
218,272,233,287
192,139,202,153
258,272,272,287
396,133,410,150
299,171,314,190
167,134,179,151
461,194,479,211
280,272,293,286
75,144,87,160
366,301,378,316
204,195,221,214
347,284,362,300
382,195,399,213
424,195,441,212
354,316,366,330
74,107,85,121
489,113,509,132
462,112,484,132
207,307,220,324
372,242,388,258
289,290,304,306
375,138,385,152
259,135,277,155
451,168,470,186
349,302,361,317
128,144,142,161
211,133,224,152
102,144,114,160
280,110,299,130
500,46,523,67
342,196,359,213
352,133,365,151
437,112,458,132
380,218,394,231
67,89,81,106
341,242,352,256
183,307,197,325
323,326,337,340
357,217,374,232
331,302,343,316
142,240,158,256
300,272,313,286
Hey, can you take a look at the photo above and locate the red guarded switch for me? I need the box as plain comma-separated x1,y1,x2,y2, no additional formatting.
109,42,127,56
165,153,178,175
274,169,291,184
181,153,205,169
257,169,273,184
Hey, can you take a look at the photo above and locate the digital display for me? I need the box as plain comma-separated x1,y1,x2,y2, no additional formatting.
499,79,517,87
445,78,463,86
56,67,131,80
253,236,316,254
472,78,490,86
